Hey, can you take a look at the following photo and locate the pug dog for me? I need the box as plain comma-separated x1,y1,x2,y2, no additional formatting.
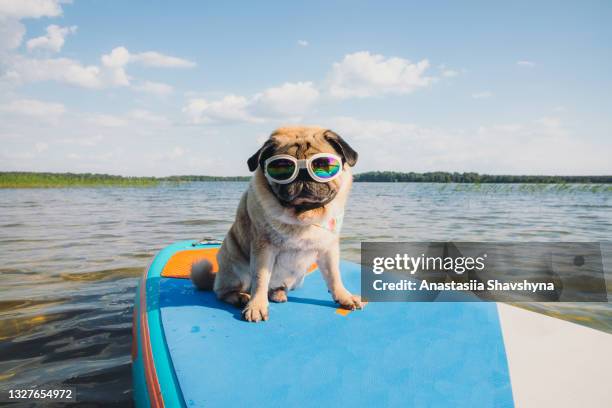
191,126,363,322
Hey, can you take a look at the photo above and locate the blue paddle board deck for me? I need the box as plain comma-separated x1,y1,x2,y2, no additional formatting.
133,240,514,407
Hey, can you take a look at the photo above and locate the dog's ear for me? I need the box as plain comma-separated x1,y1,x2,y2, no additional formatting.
247,139,276,172
324,130,358,167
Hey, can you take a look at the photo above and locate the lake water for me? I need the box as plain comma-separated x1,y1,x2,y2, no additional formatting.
1,182,610,406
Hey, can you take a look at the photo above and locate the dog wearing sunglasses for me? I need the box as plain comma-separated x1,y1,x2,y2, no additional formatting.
191,126,363,322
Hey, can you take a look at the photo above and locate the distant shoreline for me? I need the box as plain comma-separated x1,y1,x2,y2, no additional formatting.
352,171,612,184
1,171,611,188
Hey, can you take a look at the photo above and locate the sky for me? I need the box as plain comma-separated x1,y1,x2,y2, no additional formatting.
0,0,611,176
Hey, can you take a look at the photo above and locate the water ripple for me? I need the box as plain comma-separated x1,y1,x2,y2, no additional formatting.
0,182,610,405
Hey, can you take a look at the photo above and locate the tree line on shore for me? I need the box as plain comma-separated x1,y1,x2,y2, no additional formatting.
353,171,612,183
1,171,610,188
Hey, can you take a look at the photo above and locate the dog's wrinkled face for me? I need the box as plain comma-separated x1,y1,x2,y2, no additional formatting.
248,127,358,213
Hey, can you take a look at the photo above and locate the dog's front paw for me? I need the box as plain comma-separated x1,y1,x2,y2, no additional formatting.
242,299,269,322
334,291,364,311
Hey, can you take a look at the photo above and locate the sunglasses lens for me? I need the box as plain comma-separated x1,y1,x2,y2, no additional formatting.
266,159,296,181
311,156,341,180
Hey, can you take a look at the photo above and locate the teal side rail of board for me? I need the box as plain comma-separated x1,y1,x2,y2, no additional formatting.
133,240,514,408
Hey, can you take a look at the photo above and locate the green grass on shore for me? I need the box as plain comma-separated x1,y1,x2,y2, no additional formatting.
0,172,253,188
0,172,160,188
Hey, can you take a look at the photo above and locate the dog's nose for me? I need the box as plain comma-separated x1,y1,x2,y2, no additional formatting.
295,168,311,181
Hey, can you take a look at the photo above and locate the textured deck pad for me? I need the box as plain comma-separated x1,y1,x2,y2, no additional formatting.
159,261,513,407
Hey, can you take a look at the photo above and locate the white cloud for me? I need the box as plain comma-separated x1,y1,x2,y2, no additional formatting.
328,51,434,98
517,60,535,67
328,116,465,171
438,64,459,78
252,81,319,117
3,55,103,88
328,115,609,175
127,109,169,125
148,146,186,162
0,1,71,63
183,81,320,124
59,134,104,147
442,69,458,78
132,51,196,68
133,80,173,96
3,44,193,90
0,101,186,175
183,52,436,124
472,91,493,99
535,116,561,128
99,46,131,86
97,46,195,87
0,0,67,19
34,141,48,152
477,123,523,134
101,46,195,69
85,113,127,127
100,46,130,68
297,40,309,47
470,117,593,173
106,66,130,86
183,94,259,124
534,116,568,137
26,24,77,52
329,116,417,140
169,146,184,159
0,98,65,118
82,109,169,127
477,118,568,141
0,18,25,50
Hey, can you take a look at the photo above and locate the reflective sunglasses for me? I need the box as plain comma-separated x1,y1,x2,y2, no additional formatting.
264,153,343,184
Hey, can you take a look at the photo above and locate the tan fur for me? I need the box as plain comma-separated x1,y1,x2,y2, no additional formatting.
200,126,363,322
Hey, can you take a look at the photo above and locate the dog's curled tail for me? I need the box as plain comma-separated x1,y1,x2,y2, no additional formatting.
190,259,216,291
